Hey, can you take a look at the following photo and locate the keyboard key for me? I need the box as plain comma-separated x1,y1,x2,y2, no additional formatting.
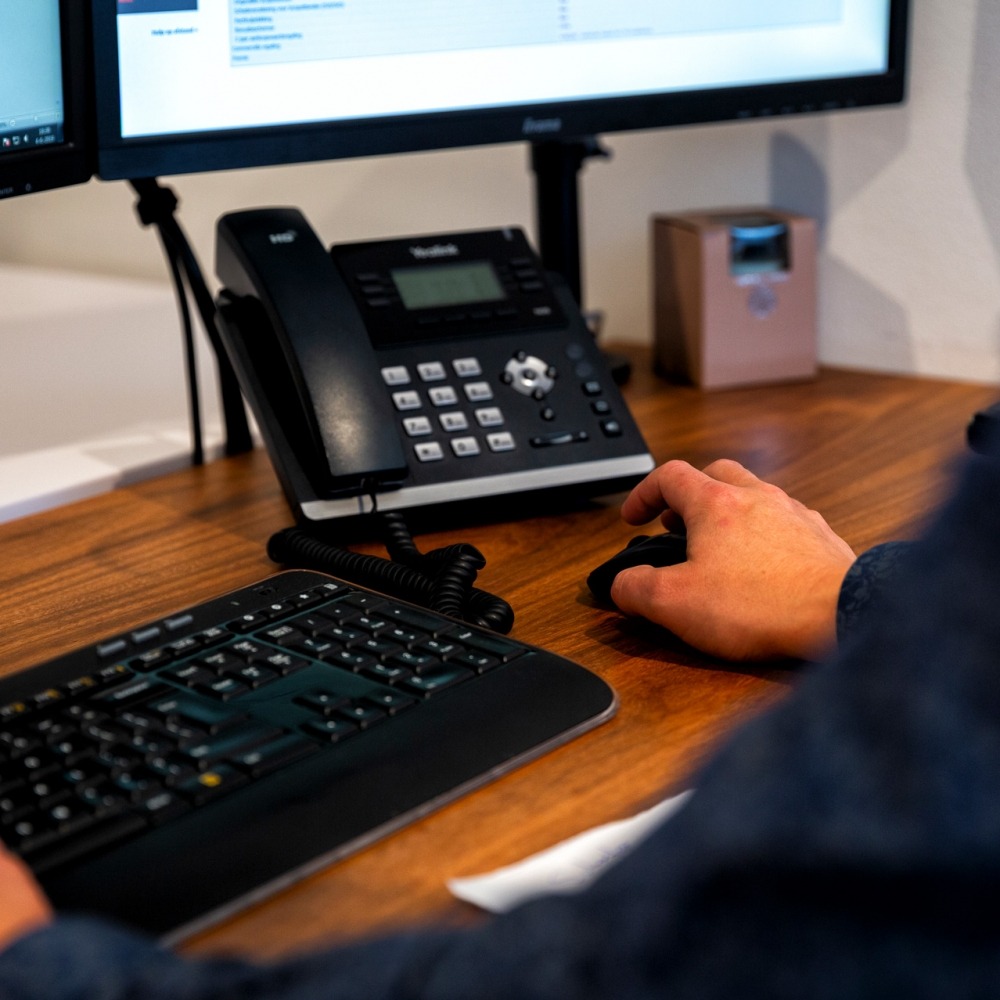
449,651,501,673
362,691,418,715
147,693,247,733
302,717,359,744
334,703,387,728
18,812,147,875
402,666,474,696
294,690,350,715
139,790,192,825
177,764,249,806
182,721,284,769
193,677,250,701
441,627,526,662
233,734,318,778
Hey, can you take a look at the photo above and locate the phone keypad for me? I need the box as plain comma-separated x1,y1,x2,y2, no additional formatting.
382,349,627,467
383,355,513,463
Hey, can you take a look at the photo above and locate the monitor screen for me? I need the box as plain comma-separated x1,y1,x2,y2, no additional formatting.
0,1,92,200
93,0,908,181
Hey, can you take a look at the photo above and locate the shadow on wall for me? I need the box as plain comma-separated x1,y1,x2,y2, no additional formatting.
965,0,1000,366
768,125,913,371
966,0,1000,262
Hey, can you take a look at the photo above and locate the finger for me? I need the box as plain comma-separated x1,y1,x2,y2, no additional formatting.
700,458,761,487
620,460,708,526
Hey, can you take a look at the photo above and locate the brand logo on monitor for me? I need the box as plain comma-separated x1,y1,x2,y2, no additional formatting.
409,243,459,260
268,230,298,245
522,116,563,135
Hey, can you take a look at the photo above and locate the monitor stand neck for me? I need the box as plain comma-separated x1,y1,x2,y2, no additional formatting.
530,136,608,305
529,136,630,384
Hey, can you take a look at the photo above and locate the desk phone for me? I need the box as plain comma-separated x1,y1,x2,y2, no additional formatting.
215,209,653,524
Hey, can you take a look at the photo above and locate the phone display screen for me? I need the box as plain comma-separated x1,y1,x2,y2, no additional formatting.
391,262,508,311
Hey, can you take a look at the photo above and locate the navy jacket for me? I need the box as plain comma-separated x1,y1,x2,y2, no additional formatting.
4,452,1000,999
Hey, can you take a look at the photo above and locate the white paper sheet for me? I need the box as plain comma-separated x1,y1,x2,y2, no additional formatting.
447,790,693,913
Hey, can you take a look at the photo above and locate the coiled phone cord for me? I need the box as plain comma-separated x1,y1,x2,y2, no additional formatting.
266,516,515,634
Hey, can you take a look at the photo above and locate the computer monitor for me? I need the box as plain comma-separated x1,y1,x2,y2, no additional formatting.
0,1,92,201
92,1,909,182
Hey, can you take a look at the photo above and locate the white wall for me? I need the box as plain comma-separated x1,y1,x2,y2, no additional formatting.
2,0,999,384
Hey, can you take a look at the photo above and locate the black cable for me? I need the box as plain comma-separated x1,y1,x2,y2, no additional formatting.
165,247,204,466
129,178,253,458
267,516,515,634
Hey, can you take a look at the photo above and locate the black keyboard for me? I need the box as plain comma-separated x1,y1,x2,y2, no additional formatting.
0,570,615,941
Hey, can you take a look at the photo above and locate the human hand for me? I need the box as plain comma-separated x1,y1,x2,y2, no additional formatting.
610,459,856,661
0,844,52,952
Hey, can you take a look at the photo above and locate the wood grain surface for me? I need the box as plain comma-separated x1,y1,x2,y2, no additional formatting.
1,346,995,957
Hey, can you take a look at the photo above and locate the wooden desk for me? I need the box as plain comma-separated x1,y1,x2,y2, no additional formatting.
1,347,995,958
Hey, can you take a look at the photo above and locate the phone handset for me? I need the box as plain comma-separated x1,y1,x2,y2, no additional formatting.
215,207,407,495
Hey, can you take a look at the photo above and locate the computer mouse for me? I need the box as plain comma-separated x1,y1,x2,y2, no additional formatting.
587,532,688,605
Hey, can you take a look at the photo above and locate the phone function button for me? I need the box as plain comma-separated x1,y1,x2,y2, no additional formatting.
417,361,447,382
392,390,422,411
475,407,504,428
487,432,516,453
503,355,556,398
453,357,483,378
451,437,481,458
428,386,459,407
439,412,470,433
403,416,433,437
414,442,445,463
381,366,411,386
464,381,494,402
530,431,590,448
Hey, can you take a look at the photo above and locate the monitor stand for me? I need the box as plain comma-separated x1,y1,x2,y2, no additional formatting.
529,136,630,384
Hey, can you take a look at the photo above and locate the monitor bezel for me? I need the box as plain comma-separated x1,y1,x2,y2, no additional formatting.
92,0,910,182
0,1,93,201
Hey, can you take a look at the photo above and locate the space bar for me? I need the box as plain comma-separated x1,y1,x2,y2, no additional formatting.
25,813,148,876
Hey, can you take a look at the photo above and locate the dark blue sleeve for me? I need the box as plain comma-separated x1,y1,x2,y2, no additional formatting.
4,455,1000,998
0,916,457,1000
835,540,914,644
